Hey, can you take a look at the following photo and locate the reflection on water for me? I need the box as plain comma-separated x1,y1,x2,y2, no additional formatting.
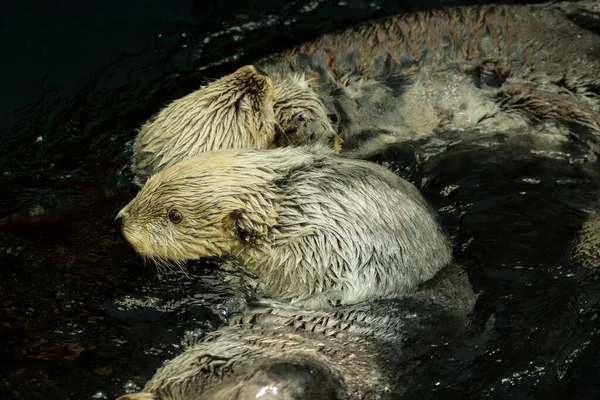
1,0,600,399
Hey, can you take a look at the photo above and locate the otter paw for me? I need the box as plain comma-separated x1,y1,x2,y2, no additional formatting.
293,290,344,311
116,393,155,400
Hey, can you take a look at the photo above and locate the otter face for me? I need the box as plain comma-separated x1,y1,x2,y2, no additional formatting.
131,65,277,186
117,180,239,267
118,152,280,270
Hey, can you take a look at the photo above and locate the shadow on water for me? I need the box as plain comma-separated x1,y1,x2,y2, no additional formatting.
1,0,600,399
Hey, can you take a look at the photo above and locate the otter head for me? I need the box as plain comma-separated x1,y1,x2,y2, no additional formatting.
131,65,277,186
118,151,280,268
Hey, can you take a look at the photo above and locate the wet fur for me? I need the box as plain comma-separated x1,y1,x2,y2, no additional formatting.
117,263,477,400
213,3,600,158
118,146,452,310
130,3,600,188
572,196,600,268
114,4,600,398
131,66,277,186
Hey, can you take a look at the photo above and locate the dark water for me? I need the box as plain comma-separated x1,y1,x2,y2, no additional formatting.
1,0,599,399
368,138,600,398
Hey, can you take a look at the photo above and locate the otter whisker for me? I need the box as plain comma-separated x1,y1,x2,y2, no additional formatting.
172,259,190,277
139,253,149,269
199,74,218,84
149,256,171,280
162,260,179,276
149,255,190,279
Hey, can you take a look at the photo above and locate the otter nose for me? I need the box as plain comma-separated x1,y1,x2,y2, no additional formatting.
115,217,129,242
115,208,128,236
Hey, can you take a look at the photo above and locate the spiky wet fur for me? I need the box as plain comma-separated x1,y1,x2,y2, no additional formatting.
131,66,277,186
571,195,600,269
270,72,338,147
118,146,451,310
116,263,477,400
168,3,600,158
131,3,600,188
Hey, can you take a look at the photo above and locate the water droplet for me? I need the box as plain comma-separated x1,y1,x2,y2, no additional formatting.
123,380,142,393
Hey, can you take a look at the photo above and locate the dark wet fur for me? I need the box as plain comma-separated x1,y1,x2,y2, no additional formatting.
258,3,600,154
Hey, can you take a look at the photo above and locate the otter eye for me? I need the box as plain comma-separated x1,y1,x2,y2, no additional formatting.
168,209,183,224
259,121,264,130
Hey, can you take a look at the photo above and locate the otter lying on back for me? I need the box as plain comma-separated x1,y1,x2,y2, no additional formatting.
117,146,451,310
260,2,600,154
131,2,600,168
116,265,476,400
129,3,600,192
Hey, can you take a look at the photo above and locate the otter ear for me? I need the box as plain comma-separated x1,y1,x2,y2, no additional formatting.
227,209,267,244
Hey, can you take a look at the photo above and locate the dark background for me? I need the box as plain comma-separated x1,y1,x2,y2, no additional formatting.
0,0,545,136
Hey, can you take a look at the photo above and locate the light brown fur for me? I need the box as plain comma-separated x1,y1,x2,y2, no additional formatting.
571,198,600,269
117,146,451,310
130,66,277,186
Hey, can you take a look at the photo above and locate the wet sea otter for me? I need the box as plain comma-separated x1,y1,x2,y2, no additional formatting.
131,1,600,178
257,1,600,155
116,263,477,400
572,198,600,268
131,66,277,186
117,146,452,310
131,65,342,186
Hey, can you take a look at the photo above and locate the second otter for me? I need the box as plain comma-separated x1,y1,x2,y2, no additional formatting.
131,66,277,186
131,3,600,179
117,146,452,310
131,65,342,186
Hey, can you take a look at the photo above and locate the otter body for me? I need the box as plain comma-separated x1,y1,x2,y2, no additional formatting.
118,146,451,310
117,264,477,400
572,198,600,269
257,2,600,153
130,3,600,185
131,66,278,186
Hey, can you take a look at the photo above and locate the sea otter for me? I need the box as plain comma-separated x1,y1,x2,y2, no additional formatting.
116,263,477,400
130,2,600,174
130,65,342,186
130,2,600,189
130,66,277,186
116,146,452,310
258,2,600,155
